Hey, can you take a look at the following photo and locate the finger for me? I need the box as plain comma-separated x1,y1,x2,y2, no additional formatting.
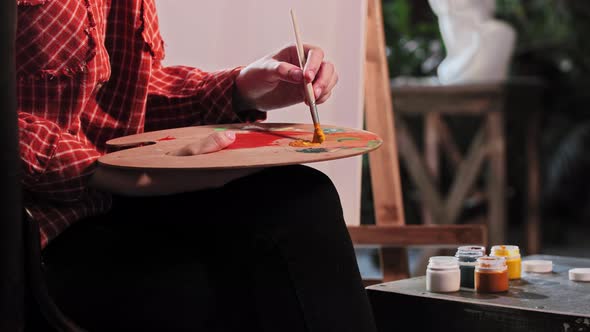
316,91,332,105
172,131,236,156
199,131,236,154
312,61,335,99
316,72,338,104
302,46,324,83
272,61,304,84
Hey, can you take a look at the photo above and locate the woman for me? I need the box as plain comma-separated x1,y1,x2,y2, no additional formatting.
17,0,376,330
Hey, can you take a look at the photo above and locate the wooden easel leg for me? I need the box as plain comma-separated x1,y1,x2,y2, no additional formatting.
423,113,440,225
364,0,405,226
364,0,409,282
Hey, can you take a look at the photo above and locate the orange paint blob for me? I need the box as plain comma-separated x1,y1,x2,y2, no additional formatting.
289,140,321,147
312,124,325,144
289,124,325,147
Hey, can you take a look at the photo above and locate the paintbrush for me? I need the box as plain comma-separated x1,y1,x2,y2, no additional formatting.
289,9,325,144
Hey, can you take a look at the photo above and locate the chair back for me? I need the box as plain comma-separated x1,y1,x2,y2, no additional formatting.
0,1,25,330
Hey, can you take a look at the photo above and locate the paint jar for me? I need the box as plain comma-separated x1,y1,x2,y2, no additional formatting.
522,260,552,274
490,245,521,280
455,246,486,289
426,256,460,293
475,256,509,293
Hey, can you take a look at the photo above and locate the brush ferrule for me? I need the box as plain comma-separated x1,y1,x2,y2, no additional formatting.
309,103,320,126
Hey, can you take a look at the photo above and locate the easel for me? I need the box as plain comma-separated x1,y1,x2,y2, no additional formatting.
347,0,488,284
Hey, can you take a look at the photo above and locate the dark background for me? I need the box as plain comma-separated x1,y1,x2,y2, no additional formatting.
360,0,590,255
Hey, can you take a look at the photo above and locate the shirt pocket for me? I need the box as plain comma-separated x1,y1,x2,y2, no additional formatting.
140,0,165,62
16,0,97,78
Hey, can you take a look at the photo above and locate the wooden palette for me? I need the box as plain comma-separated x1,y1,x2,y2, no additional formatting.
98,123,382,170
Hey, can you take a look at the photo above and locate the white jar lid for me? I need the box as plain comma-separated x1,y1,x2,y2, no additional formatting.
569,268,590,282
427,256,459,270
522,260,552,273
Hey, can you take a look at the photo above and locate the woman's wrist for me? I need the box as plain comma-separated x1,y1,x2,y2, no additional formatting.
232,80,258,112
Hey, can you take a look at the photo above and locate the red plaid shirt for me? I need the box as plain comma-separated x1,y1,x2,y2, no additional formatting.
17,0,265,248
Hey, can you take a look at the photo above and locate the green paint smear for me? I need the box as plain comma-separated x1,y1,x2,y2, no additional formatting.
337,137,361,142
323,128,346,134
213,128,227,132
296,148,329,154
367,140,381,148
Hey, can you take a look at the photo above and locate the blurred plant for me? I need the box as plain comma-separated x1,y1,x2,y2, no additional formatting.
382,0,443,78
499,0,590,116
494,0,584,163
382,0,590,118
381,0,590,156
496,0,572,52
374,0,590,231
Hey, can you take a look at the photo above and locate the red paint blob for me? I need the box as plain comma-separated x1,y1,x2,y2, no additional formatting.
225,131,305,150
157,135,176,141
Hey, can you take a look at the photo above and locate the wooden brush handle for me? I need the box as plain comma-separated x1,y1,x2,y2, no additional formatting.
290,9,316,106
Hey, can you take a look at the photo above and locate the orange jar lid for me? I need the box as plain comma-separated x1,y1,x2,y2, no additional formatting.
475,256,507,271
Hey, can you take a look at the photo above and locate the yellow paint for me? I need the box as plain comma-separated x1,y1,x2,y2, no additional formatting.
289,124,325,147
289,140,321,147
505,257,522,280
312,124,325,144
490,245,521,280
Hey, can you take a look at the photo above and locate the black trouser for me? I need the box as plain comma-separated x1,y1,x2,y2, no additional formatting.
38,165,377,331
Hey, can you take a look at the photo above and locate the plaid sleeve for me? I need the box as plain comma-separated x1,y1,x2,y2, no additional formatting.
18,112,100,202
145,65,266,131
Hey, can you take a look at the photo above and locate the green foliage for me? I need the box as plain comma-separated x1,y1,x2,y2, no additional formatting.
374,0,590,228
381,0,590,120
382,0,443,77
496,0,590,120
496,0,572,54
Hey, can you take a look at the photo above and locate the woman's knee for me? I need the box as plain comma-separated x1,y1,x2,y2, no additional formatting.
282,165,339,195
227,165,345,229
265,166,341,211
231,165,339,202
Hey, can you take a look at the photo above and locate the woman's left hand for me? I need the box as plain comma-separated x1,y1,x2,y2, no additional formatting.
234,44,338,111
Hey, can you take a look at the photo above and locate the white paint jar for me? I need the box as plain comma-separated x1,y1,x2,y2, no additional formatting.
426,256,461,293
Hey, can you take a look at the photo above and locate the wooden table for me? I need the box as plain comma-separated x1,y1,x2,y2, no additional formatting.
367,255,590,332
392,78,545,253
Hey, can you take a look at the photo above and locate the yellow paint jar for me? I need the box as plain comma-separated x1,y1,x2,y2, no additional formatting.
490,245,521,280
